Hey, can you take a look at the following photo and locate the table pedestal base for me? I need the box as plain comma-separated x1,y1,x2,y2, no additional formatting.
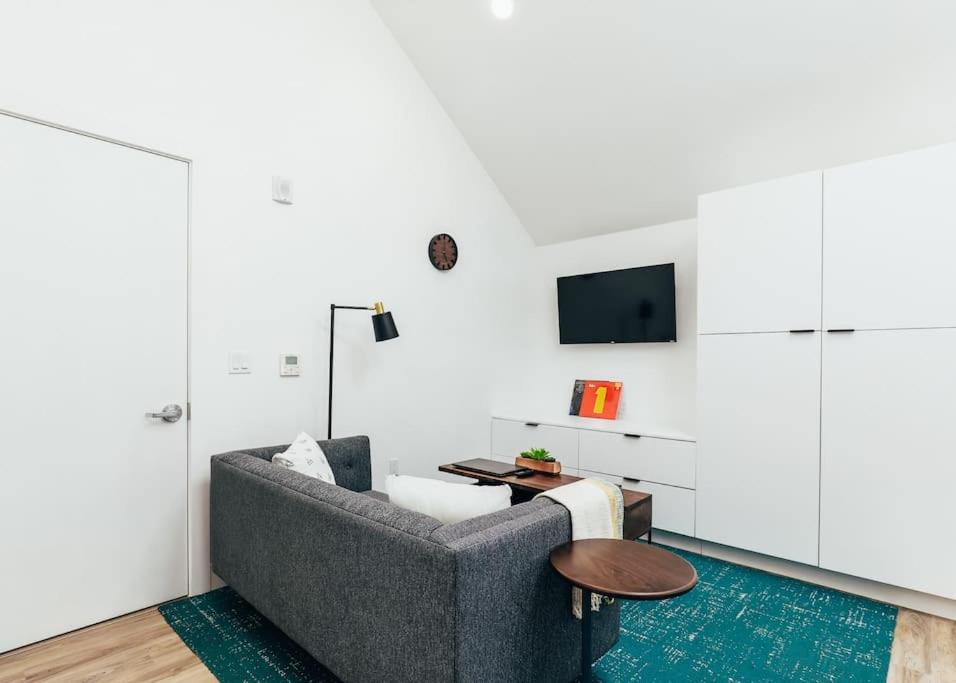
580,588,592,682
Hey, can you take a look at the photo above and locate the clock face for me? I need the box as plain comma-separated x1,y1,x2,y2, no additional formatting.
428,233,459,271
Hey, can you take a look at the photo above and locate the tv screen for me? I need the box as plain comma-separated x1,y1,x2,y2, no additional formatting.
557,263,676,344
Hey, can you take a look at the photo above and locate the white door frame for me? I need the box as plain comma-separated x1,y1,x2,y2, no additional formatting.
0,107,194,595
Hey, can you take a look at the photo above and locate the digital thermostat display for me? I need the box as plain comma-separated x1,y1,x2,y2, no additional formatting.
279,353,301,377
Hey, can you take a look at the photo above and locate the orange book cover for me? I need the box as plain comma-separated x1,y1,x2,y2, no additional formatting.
570,379,622,420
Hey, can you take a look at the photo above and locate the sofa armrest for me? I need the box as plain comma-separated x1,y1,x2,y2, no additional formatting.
446,500,620,683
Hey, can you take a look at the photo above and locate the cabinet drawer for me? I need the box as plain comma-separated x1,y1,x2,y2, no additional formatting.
491,419,579,468
625,480,695,536
577,469,624,486
579,430,695,488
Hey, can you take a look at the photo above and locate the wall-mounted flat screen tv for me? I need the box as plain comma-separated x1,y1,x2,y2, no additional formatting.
557,263,676,344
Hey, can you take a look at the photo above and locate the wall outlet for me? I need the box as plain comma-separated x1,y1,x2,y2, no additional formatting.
272,176,293,204
388,459,399,475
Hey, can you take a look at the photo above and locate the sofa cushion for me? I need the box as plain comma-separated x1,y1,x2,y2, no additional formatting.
429,498,557,546
271,432,336,484
386,474,512,525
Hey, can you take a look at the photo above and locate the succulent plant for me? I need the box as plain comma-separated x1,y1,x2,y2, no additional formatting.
520,447,555,462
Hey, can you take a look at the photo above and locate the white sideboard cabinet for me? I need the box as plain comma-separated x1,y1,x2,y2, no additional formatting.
490,416,696,536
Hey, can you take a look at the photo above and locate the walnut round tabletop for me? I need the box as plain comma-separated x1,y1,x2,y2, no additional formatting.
549,539,698,600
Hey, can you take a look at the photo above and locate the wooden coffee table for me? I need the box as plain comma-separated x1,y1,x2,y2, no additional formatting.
438,463,653,542
550,539,698,682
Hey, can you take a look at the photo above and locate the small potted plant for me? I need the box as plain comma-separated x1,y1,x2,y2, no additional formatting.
515,447,561,475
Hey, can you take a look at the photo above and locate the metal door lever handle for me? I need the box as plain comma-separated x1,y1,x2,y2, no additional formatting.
145,404,183,423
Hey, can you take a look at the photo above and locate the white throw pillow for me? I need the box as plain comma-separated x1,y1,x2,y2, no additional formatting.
386,474,511,525
271,432,336,485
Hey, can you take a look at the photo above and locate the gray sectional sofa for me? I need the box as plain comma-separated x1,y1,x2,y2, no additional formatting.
210,435,620,683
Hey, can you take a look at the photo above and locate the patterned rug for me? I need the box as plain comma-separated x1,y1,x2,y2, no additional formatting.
160,549,896,682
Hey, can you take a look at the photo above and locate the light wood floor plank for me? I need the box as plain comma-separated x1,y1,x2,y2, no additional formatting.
2,603,954,682
887,609,956,683
0,608,213,683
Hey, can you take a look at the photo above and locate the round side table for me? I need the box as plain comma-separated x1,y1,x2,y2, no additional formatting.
550,539,698,682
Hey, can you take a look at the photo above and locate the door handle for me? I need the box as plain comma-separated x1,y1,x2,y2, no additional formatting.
826,329,856,333
788,329,816,334
145,404,183,423
524,422,540,427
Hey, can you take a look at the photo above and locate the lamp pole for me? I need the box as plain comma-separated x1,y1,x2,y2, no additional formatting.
328,302,399,439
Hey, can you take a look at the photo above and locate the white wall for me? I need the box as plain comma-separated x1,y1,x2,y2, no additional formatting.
496,219,697,435
0,0,532,594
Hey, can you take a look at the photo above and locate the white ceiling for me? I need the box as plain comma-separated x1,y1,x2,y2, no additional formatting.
371,0,956,244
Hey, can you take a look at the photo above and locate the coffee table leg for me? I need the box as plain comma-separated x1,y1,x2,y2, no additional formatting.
581,588,592,682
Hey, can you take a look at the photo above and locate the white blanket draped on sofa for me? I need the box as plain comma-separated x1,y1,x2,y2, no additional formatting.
537,479,624,618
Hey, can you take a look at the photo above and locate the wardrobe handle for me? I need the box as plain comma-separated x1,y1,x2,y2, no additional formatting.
623,433,641,439
789,329,816,334
524,422,540,427
826,329,856,333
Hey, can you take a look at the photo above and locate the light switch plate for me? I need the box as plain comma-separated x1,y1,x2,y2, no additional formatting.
228,352,251,374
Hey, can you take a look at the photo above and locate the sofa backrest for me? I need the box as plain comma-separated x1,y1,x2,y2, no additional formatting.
213,450,440,539
231,434,372,492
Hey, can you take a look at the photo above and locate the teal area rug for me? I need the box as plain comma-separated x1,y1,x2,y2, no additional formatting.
160,549,896,682
593,548,897,682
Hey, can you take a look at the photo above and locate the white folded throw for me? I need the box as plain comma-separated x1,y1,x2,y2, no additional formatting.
537,479,624,618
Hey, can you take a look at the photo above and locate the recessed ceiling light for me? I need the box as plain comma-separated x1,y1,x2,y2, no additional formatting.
490,0,515,20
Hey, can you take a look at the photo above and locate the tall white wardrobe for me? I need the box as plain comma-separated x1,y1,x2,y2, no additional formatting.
696,142,956,600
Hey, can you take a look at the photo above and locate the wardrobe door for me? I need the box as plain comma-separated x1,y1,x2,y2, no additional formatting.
698,171,822,335
697,332,821,565
820,328,956,599
824,143,956,331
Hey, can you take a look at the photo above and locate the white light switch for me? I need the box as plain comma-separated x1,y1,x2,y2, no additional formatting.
229,352,251,374
272,176,293,205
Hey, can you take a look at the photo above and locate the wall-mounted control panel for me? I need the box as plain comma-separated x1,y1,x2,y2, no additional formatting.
279,353,301,377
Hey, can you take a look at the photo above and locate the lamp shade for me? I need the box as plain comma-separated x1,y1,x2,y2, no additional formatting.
372,311,399,342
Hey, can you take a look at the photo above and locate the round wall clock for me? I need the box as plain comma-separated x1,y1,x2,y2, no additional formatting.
428,233,459,271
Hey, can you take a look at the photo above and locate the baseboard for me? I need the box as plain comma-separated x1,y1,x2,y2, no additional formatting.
652,531,956,620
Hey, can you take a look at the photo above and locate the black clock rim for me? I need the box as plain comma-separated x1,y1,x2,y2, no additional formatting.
428,233,458,271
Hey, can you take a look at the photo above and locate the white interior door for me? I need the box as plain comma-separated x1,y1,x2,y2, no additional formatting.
0,113,188,653
697,331,821,565
697,171,822,335
820,328,956,599
823,143,956,331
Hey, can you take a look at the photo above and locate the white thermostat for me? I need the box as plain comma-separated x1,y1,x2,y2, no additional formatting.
279,353,301,377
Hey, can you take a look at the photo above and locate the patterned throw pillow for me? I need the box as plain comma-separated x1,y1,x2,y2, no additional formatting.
271,432,336,485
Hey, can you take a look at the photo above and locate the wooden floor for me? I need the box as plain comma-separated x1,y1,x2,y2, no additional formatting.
0,609,213,683
887,609,956,683
0,606,953,682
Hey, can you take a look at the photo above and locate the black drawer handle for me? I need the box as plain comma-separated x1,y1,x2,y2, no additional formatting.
827,329,856,333
623,433,641,439
789,329,815,334
524,422,540,427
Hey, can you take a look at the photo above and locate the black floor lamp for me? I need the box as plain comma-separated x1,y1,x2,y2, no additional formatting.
328,301,399,439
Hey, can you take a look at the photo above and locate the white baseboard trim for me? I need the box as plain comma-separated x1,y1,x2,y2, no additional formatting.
652,530,956,620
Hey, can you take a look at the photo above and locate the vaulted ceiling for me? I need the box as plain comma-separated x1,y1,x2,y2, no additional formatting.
371,0,956,244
